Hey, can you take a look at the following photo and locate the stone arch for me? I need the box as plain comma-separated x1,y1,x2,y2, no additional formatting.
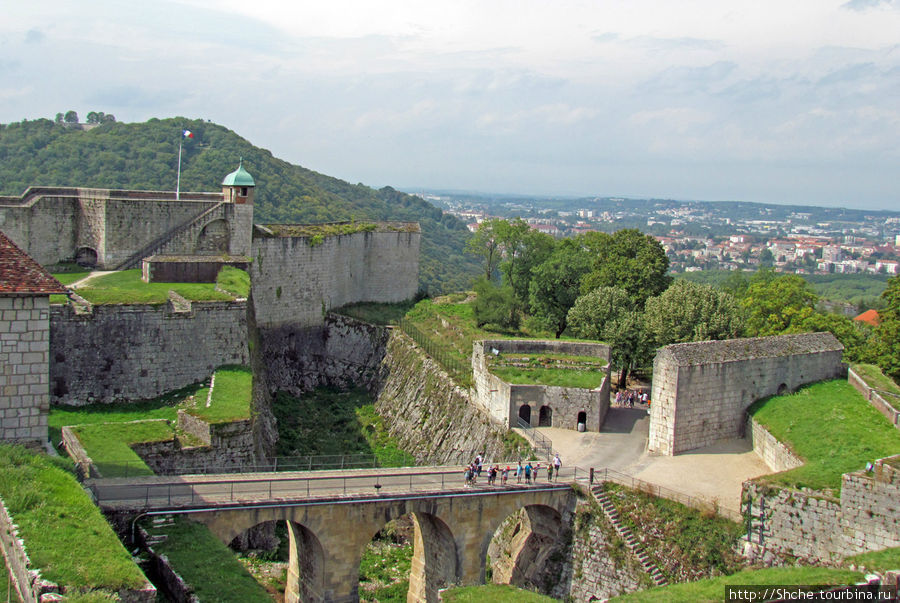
195,218,230,254
285,521,326,603
576,410,587,430
518,404,532,425
408,512,459,601
485,504,564,593
538,405,552,427
776,383,788,396
74,246,98,268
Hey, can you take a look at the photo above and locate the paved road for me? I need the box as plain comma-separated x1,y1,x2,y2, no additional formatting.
87,465,588,511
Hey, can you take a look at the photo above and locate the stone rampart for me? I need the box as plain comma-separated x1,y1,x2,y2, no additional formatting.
649,333,844,455
472,340,611,431
49,300,248,405
132,418,255,476
250,225,420,329
746,415,804,473
744,454,900,562
0,295,51,444
848,367,900,429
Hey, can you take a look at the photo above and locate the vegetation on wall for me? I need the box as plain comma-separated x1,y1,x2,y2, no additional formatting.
0,117,479,294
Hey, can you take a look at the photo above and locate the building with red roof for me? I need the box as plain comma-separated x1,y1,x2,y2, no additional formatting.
853,309,880,327
0,230,64,445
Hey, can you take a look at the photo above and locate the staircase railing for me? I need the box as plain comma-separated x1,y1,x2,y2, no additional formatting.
516,416,554,460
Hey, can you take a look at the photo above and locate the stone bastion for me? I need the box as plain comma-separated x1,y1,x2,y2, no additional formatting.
471,339,612,431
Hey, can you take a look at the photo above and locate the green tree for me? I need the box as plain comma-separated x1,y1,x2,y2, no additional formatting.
567,286,651,388
759,248,775,266
787,311,875,365
874,276,900,382
528,238,591,338
472,278,520,330
465,218,504,281
498,221,555,304
580,229,671,306
64,110,78,123
644,279,744,348
741,274,818,336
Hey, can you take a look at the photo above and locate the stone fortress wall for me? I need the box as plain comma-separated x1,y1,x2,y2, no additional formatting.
648,332,845,456
0,187,251,268
0,296,52,443
49,299,248,405
471,339,611,431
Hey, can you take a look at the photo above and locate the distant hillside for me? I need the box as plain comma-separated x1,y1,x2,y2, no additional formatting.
0,117,478,294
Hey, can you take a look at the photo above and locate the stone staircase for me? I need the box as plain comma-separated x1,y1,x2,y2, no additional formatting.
591,484,669,587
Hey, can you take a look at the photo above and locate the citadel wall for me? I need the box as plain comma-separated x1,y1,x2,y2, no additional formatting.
49,300,248,405
648,333,844,456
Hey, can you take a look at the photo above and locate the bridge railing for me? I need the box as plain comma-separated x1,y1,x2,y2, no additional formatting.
88,465,592,510
97,454,380,478
594,467,742,522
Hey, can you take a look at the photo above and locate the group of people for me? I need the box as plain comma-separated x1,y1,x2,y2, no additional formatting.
464,453,563,487
615,389,649,408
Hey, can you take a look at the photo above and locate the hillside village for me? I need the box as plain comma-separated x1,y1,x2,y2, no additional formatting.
0,124,899,602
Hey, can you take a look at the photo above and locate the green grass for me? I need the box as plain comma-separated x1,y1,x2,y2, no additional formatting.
0,445,147,594
143,516,270,603
489,366,605,388
51,271,91,285
844,546,900,572
184,366,252,424
611,566,864,602
272,387,415,467
852,364,900,396
359,540,413,602
215,266,250,298
441,584,556,602
334,300,417,325
71,420,174,477
749,380,900,493
604,483,745,583
75,269,235,304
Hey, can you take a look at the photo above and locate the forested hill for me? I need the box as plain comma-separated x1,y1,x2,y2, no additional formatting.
0,117,478,294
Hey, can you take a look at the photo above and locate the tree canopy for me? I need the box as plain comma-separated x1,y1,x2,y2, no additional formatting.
580,229,671,306
528,238,592,338
643,279,744,348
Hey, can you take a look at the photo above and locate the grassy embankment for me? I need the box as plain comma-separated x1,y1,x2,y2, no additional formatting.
852,363,900,396
441,584,556,602
0,446,148,599
55,366,251,477
748,379,900,494
51,268,247,305
489,352,607,389
844,546,900,572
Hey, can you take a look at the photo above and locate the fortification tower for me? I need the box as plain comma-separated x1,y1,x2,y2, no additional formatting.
221,161,255,257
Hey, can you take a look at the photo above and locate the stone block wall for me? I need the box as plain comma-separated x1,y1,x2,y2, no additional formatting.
0,295,51,444
649,334,844,455
472,340,611,431
133,418,256,475
746,415,804,473
848,367,900,429
744,455,900,562
50,300,248,405
250,227,420,329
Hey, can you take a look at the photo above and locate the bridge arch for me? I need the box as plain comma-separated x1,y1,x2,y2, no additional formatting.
484,503,565,592
195,218,230,254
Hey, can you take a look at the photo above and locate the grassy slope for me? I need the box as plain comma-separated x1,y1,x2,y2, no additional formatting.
844,546,900,572
611,566,864,602
852,363,900,395
75,269,234,304
215,266,250,298
489,366,605,388
749,380,900,493
442,584,556,602
0,446,146,592
71,420,174,477
184,366,252,423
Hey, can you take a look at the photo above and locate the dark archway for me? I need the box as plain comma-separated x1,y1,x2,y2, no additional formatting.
74,246,98,268
776,383,788,396
576,411,587,431
196,219,230,254
538,406,552,427
486,504,565,595
518,404,532,426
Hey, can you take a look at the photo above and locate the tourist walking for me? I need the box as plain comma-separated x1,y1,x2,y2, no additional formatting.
553,453,561,481
516,461,523,483
502,466,509,485
524,462,532,484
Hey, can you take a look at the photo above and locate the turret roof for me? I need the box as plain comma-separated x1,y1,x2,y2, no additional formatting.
222,161,255,187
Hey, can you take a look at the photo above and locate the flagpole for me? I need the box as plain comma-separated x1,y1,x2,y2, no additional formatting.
176,132,183,201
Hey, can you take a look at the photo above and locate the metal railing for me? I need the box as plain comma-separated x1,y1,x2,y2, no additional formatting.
398,318,472,385
88,465,590,510
594,467,743,522
93,454,380,479
516,417,554,460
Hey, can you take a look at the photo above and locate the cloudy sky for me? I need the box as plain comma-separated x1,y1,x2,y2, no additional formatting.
2,1,899,210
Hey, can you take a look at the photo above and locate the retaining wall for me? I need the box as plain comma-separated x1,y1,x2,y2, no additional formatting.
471,340,611,431
746,415,804,473
49,300,248,405
848,367,900,429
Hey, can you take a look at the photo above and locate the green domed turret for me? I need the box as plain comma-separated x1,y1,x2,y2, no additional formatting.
222,161,255,187
222,160,255,204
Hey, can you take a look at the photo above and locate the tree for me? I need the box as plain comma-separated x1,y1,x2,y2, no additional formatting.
644,280,744,348
64,110,78,124
741,274,818,336
567,286,651,388
54,112,64,124
580,229,671,307
874,276,900,382
465,219,504,281
528,238,591,338
759,248,774,267
472,278,520,330
498,221,555,305
787,311,875,365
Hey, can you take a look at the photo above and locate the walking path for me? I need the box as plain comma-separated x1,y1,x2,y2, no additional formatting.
538,404,771,512
68,270,114,289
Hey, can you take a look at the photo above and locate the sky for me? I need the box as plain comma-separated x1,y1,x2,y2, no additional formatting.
2,1,899,210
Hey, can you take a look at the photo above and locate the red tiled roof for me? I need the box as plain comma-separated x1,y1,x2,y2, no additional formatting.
0,230,66,295
853,309,880,327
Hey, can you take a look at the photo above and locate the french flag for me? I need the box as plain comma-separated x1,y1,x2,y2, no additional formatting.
183,129,194,138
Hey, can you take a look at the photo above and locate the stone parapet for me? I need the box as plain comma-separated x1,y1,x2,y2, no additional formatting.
746,415,804,473
848,367,900,429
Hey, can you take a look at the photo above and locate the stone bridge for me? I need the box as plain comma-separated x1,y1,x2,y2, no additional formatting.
90,466,584,602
